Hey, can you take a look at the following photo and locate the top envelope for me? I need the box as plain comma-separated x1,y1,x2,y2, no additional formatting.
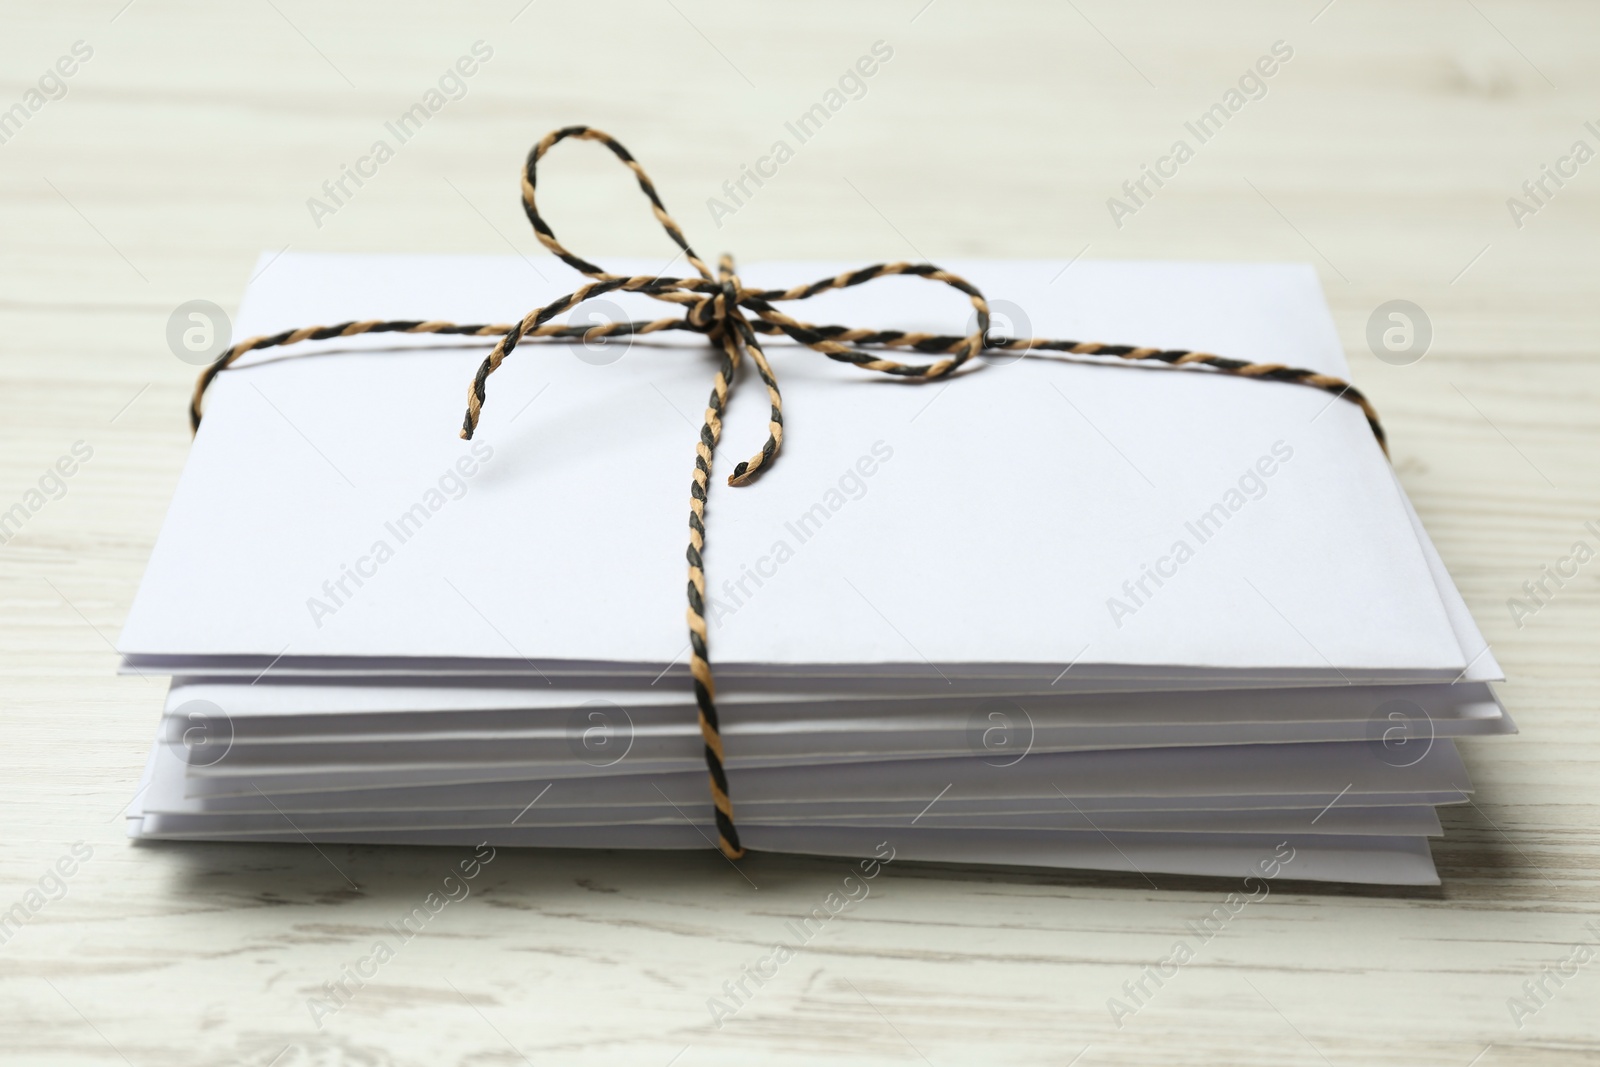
120,253,1482,686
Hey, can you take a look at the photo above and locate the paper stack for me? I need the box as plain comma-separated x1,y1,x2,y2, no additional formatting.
118,253,1510,885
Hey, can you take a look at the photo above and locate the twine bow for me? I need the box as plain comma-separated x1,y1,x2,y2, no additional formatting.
192,125,1386,862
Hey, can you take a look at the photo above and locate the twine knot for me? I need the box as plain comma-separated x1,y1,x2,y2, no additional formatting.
190,124,1387,864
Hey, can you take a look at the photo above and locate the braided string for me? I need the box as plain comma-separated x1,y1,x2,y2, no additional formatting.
191,125,1388,861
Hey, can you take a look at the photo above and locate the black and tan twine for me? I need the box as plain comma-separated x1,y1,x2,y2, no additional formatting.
191,125,1388,861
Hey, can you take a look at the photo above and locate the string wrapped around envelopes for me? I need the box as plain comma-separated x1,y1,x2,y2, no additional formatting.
190,125,1386,861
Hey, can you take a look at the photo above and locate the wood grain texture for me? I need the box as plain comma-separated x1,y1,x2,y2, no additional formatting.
2,1,1597,1064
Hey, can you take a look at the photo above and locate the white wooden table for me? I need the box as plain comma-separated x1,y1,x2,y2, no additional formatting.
2,2,1597,1063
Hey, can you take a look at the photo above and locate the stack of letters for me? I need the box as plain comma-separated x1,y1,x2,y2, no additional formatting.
119,253,1510,885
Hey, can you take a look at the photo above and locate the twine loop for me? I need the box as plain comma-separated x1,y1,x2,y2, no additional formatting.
457,126,996,500
191,124,1386,864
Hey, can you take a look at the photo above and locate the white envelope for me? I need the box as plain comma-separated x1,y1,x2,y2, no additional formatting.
119,254,1491,687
